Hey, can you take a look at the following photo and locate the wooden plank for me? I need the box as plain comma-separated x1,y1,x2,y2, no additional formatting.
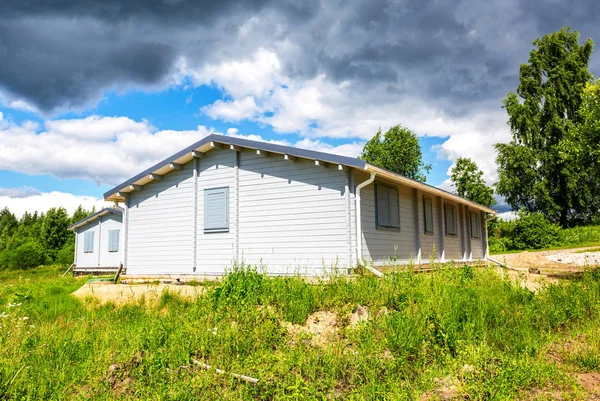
170,163,183,170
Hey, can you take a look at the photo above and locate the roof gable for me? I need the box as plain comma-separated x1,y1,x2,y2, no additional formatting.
67,207,123,230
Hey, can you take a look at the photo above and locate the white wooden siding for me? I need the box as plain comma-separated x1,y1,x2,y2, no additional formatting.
196,149,236,274
75,221,99,268
237,151,349,275
75,214,122,268
127,162,195,274
418,191,440,262
99,215,122,267
443,200,463,261
469,209,484,259
356,172,418,265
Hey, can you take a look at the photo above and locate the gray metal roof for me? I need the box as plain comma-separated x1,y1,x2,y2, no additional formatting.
103,134,366,199
102,133,496,213
67,207,123,230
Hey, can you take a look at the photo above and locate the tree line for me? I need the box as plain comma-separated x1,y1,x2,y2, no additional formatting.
0,206,94,269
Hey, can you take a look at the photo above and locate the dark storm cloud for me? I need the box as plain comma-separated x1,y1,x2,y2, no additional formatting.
0,0,599,114
0,19,176,111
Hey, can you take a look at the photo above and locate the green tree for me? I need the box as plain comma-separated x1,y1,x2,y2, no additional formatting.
495,27,594,227
450,157,496,208
0,207,18,251
40,207,70,259
360,125,431,181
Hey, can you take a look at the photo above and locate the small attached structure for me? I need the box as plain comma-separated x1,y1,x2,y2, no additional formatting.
68,208,123,274
103,134,495,277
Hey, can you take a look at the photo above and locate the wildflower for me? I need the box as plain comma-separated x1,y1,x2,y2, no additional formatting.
22,317,29,321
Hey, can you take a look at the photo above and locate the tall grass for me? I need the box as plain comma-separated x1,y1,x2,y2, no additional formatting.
0,265,599,399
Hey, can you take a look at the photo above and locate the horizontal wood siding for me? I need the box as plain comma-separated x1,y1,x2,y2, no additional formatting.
75,221,100,268
469,209,484,259
98,215,122,267
75,214,122,268
238,151,349,275
418,191,440,262
356,171,418,265
127,162,195,274
443,200,463,261
196,149,236,274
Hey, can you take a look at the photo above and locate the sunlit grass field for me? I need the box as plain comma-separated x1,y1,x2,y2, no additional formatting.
1,265,599,400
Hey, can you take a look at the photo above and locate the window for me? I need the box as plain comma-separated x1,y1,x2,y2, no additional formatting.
444,204,457,235
108,229,120,252
423,196,434,234
470,211,481,238
83,231,94,253
204,187,229,233
375,183,400,230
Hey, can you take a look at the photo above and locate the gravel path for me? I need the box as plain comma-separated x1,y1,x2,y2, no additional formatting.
546,251,600,266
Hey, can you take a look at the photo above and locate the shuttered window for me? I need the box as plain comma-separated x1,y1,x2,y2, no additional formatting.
375,183,400,230
423,196,434,234
445,204,457,235
470,211,481,238
108,229,120,252
204,187,229,233
83,231,94,253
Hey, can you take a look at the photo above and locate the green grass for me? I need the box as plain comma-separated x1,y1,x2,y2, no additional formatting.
490,224,600,255
1,264,599,399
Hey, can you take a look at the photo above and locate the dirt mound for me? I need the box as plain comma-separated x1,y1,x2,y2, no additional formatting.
349,305,370,327
284,311,338,347
72,282,205,306
575,373,600,396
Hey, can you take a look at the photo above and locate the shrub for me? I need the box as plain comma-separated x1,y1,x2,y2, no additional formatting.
511,212,561,250
1,241,48,270
56,243,75,265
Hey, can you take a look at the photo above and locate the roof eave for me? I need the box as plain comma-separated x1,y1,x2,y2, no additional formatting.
67,208,123,230
364,164,496,214
103,134,367,201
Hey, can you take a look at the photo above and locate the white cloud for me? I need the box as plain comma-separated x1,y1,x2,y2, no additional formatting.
202,96,260,121
45,115,149,140
189,49,511,187
180,48,281,98
0,189,108,218
0,113,216,186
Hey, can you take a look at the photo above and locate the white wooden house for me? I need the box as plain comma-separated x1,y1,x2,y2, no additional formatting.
68,208,123,273
103,135,495,276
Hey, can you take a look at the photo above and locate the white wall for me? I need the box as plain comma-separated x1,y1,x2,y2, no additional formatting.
126,162,195,274
196,149,236,274
356,171,418,265
237,150,350,275
75,213,122,268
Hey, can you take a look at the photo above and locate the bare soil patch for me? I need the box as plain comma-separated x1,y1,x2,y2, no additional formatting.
284,311,338,347
72,282,205,306
495,247,600,273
